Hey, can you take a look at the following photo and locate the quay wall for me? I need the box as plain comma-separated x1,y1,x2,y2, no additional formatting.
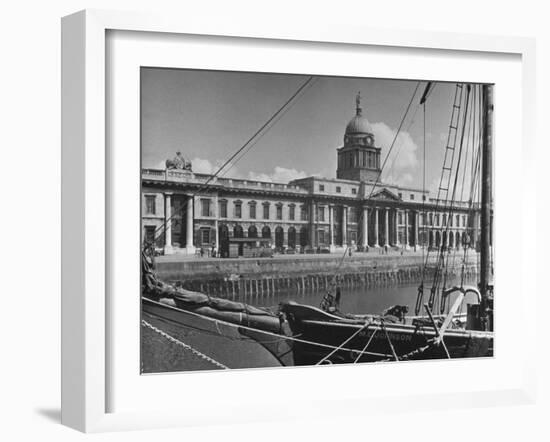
156,253,479,299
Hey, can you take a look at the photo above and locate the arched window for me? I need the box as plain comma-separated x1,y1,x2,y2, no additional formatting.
261,225,271,239
288,227,296,248
275,227,284,249
248,225,258,238
299,226,309,247
233,225,243,238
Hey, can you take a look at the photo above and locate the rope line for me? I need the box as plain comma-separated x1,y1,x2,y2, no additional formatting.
142,319,230,369
328,81,422,289
150,75,317,242
316,321,372,365
144,303,395,359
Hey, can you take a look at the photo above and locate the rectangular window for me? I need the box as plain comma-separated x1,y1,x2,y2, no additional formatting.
435,214,440,226
144,226,156,244
145,195,156,215
201,199,211,217
319,184,325,191
410,194,415,200
289,205,295,221
263,204,270,220
318,206,325,222
300,205,308,221
348,207,357,223
234,202,242,218
249,204,256,219
462,215,466,227
351,188,357,194
318,230,325,244
336,186,341,193
399,212,403,224
398,192,403,199
219,200,227,218
443,214,447,225
201,228,210,245
422,195,426,201
276,205,282,220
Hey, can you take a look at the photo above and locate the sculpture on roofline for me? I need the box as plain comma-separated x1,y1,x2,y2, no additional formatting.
166,151,192,171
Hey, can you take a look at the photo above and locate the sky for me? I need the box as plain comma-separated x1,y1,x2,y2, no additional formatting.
141,68,482,196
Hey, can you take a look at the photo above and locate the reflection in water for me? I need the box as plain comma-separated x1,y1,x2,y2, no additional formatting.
253,276,478,316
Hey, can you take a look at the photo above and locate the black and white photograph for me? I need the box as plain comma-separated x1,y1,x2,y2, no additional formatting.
140,68,494,373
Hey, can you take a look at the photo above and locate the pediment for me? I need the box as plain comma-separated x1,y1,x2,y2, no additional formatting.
370,188,401,201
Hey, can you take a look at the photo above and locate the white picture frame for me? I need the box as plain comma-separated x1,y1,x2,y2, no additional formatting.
61,9,537,433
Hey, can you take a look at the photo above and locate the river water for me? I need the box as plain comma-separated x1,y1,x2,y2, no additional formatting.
252,275,478,315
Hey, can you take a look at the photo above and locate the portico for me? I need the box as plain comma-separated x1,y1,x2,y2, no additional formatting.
142,93,480,256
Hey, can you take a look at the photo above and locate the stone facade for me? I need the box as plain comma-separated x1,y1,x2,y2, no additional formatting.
142,94,480,256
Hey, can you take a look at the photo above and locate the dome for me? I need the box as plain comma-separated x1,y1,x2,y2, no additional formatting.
345,113,373,135
345,91,373,135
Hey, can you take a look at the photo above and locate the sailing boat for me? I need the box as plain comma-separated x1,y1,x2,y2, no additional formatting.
278,83,494,365
141,80,494,370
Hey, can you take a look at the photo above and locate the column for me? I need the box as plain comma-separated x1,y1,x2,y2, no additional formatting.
329,205,335,251
473,211,480,249
342,205,348,246
404,209,410,249
394,209,399,246
414,211,419,248
309,200,316,246
361,207,368,248
164,192,173,254
185,195,195,252
214,194,219,253
384,208,389,247
373,207,379,247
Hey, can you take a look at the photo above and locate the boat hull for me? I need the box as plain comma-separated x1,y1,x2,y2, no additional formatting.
142,298,295,371
281,303,493,366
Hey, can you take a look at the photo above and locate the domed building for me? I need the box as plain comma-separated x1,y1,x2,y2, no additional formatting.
142,92,479,256
337,93,382,182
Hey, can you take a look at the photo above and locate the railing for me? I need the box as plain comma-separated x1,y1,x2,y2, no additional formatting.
142,168,308,194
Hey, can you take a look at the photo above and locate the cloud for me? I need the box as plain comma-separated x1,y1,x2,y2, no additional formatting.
153,160,166,170
371,122,420,187
429,177,441,194
191,157,219,174
187,158,309,184
190,157,243,178
248,166,309,183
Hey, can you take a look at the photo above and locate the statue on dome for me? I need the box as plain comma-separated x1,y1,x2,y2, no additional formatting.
355,91,362,116
166,151,192,171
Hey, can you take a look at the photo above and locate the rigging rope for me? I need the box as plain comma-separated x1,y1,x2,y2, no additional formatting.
149,76,317,243
435,85,471,313
441,87,474,304
146,305,394,359
425,84,472,314
327,81,422,290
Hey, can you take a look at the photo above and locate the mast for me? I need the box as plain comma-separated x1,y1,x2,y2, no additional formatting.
480,84,493,331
